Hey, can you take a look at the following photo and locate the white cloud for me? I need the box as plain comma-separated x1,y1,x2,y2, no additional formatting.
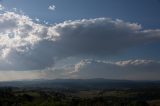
48,5,56,11
0,4,4,11
0,11,58,70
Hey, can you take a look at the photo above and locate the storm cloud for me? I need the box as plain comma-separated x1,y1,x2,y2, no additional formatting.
0,11,160,71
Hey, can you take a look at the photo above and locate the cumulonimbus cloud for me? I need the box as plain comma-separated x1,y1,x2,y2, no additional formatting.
0,11,160,71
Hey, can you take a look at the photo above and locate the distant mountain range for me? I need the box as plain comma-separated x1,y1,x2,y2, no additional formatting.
0,79,160,90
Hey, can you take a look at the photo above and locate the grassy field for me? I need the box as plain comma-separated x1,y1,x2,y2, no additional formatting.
0,87,160,106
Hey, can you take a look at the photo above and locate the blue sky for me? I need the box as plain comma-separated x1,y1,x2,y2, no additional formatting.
0,0,160,81
1,0,160,28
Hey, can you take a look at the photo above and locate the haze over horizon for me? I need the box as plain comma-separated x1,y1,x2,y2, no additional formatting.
0,0,160,81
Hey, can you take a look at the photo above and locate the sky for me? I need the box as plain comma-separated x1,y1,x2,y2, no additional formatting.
0,0,160,81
